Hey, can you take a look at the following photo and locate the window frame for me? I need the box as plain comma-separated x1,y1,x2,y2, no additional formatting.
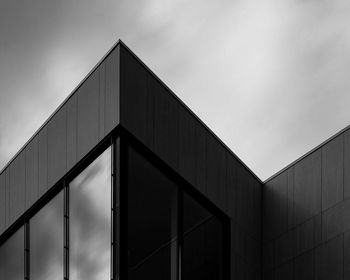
0,126,230,280
119,127,230,280
0,129,119,280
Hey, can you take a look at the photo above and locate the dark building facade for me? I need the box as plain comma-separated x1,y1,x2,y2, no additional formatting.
0,40,346,280
263,128,350,279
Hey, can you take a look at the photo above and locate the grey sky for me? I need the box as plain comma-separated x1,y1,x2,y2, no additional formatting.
1,0,350,180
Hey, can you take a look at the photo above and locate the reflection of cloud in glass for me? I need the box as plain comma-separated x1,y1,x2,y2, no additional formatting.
70,147,111,280
30,191,63,280
0,226,24,280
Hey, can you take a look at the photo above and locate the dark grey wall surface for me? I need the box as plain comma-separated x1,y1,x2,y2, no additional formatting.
0,44,120,235
119,44,262,280
263,131,350,280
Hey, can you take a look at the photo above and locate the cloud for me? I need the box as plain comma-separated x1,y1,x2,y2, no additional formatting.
1,0,350,179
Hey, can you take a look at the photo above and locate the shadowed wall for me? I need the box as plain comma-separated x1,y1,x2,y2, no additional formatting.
263,129,350,279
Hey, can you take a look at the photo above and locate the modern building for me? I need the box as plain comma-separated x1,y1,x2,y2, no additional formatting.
0,40,348,280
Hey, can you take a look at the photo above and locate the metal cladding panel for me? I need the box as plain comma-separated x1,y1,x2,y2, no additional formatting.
293,149,321,225
262,241,274,274
344,129,350,199
237,165,261,238
298,217,315,254
226,155,237,221
344,231,350,279
119,43,261,233
5,168,10,227
99,61,106,139
275,261,293,280
274,228,297,266
245,235,260,269
262,127,350,278
118,43,262,278
231,221,245,258
314,213,322,247
120,45,153,149
9,152,25,224
322,200,343,242
0,43,122,236
178,107,206,194
38,126,48,196
294,249,315,280
206,132,227,212
77,69,100,161
48,105,67,188
254,178,262,239
0,173,5,234
25,136,38,209
152,78,179,171
322,198,350,242
104,45,120,136
287,167,294,229
263,171,288,241
67,94,77,171
322,135,343,211
315,235,344,280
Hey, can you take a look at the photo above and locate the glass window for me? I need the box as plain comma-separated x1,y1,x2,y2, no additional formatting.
126,145,226,280
182,193,223,280
69,147,111,280
127,146,178,280
0,226,24,280
30,191,63,280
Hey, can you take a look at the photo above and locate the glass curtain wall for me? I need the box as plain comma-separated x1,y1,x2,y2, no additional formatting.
0,141,225,280
30,191,64,280
0,227,24,280
0,145,114,280
126,145,225,280
127,146,179,280
182,192,223,279
69,146,112,280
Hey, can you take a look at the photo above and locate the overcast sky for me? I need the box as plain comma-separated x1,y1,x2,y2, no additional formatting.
1,0,350,180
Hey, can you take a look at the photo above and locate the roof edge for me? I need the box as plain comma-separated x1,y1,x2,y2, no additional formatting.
264,123,350,184
0,39,123,175
119,41,263,184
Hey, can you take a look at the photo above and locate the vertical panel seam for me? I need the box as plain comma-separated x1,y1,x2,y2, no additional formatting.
292,166,295,229
101,62,105,137
25,149,28,209
24,151,27,211
98,66,101,141
9,167,11,223
46,125,48,191
205,132,208,195
66,100,68,172
4,170,7,228
321,147,324,212
343,134,345,202
37,136,39,199
343,232,344,279
75,88,78,163
321,148,323,241
225,153,228,213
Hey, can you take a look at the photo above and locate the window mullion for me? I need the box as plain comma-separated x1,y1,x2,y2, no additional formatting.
64,182,69,280
24,221,30,280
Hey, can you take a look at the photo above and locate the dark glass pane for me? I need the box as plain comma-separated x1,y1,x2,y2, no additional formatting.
129,242,177,280
0,226,24,280
70,147,111,280
183,192,211,234
127,147,178,279
182,193,223,280
30,191,64,280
